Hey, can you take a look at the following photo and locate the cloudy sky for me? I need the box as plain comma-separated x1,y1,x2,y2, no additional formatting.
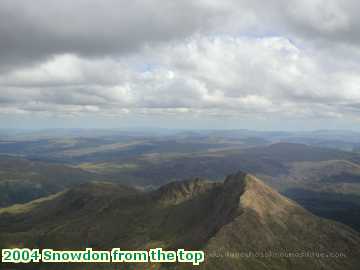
1,0,360,130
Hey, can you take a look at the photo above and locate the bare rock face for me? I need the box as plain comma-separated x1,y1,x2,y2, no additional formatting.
156,177,216,205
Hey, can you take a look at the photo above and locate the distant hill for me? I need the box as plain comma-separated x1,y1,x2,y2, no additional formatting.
1,172,359,269
0,156,98,207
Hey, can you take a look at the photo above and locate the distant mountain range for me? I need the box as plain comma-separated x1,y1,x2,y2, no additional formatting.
1,172,359,270
1,141,360,232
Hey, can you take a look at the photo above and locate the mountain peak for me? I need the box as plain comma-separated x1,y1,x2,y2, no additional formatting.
205,171,302,229
238,173,302,219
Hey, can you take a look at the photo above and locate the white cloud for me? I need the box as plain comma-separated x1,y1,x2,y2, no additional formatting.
1,35,360,122
286,0,349,33
1,0,360,128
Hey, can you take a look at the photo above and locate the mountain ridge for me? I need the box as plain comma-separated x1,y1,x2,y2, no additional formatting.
0,172,360,269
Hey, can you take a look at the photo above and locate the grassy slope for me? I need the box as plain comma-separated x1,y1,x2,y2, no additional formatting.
0,156,98,207
1,173,360,270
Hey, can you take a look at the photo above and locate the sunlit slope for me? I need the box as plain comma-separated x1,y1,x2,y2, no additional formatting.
1,172,359,269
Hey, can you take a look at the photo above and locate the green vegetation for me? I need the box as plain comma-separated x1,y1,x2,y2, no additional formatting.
0,156,98,207
76,162,139,174
2,139,360,231
1,173,360,270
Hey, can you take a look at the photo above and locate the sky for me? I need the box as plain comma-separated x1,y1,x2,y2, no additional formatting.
1,0,360,130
